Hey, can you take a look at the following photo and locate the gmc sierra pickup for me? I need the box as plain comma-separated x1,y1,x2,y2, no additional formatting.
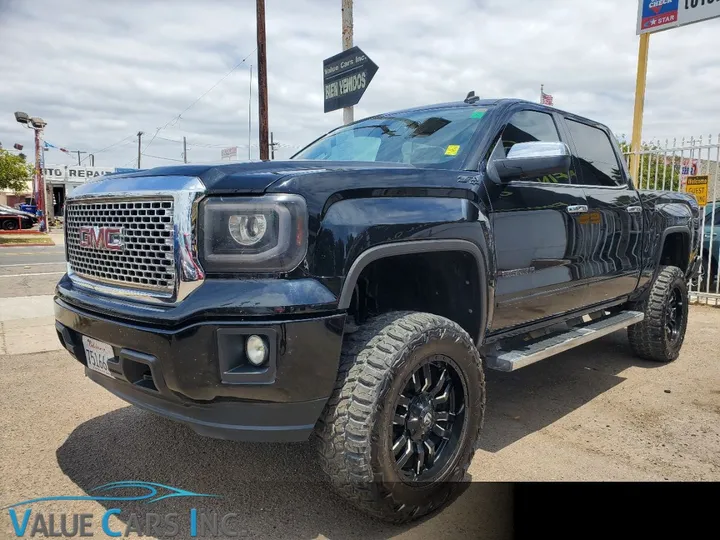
54,95,701,522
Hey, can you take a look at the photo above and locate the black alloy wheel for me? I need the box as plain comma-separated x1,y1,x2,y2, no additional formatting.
391,356,466,482
665,286,684,345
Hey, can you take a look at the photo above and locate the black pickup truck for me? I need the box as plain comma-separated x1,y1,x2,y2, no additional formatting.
54,96,701,522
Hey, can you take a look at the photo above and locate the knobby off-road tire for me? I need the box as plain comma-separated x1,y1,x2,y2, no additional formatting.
628,265,689,363
314,311,485,523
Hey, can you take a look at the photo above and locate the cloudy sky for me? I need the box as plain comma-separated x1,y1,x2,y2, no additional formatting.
1,0,719,170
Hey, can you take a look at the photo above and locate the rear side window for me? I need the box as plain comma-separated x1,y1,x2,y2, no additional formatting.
566,119,625,187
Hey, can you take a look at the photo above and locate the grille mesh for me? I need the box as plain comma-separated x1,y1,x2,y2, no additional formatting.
66,199,176,293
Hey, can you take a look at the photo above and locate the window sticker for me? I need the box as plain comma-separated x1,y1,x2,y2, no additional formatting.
445,145,461,156
471,110,486,119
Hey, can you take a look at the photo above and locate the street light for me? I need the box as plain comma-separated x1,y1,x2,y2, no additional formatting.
14,111,49,232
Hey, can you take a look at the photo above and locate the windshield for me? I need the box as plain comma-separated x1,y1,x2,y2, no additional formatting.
293,106,489,168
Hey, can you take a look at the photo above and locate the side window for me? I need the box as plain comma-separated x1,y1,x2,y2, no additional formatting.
566,119,625,187
493,110,571,184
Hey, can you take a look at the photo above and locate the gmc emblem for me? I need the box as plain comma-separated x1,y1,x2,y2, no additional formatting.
78,226,124,251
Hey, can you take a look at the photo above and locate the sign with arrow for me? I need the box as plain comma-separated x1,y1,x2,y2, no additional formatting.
323,46,378,113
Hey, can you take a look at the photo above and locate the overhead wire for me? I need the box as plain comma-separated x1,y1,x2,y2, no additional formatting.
142,48,257,155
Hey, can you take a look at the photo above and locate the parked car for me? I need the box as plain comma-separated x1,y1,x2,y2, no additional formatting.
54,96,701,523
0,204,36,230
700,200,719,289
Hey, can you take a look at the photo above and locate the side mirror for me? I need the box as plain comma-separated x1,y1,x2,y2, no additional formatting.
487,141,571,183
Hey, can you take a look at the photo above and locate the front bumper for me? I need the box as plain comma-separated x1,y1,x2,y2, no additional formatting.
54,294,346,442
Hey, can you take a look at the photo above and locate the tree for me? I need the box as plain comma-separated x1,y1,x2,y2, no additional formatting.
616,137,683,191
0,149,33,192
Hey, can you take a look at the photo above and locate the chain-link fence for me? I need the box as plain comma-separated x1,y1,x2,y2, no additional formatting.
624,135,720,306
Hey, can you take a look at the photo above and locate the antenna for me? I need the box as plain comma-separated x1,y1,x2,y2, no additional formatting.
464,91,479,104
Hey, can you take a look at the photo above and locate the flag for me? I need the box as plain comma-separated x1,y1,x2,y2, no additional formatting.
541,91,554,106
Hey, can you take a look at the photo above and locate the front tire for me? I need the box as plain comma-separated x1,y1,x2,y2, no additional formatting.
314,311,485,523
628,265,689,362
2,219,19,231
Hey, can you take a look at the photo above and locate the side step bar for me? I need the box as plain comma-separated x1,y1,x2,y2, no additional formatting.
485,310,644,372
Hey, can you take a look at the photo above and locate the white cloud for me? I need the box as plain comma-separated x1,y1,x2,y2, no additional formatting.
1,0,719,170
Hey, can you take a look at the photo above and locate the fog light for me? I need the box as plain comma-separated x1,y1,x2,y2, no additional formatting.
246,335,268,366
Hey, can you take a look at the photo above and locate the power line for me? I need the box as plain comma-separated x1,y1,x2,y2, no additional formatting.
142,153,186,163
142,48,257,154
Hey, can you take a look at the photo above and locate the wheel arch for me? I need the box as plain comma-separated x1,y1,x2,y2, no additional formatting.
657,226,692,273
338,239,491,344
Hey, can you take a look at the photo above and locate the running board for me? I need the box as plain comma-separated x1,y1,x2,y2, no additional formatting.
485,310,645,372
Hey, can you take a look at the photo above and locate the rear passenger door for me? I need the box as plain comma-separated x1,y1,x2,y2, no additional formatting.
562,117,643,305
487,108,591,331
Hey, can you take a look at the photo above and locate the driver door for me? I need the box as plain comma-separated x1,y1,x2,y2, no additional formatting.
486,109,591,332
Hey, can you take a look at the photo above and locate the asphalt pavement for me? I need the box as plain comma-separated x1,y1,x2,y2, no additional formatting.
0,244,66,265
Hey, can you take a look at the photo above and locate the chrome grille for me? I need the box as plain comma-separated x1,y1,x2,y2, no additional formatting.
66,199,176,294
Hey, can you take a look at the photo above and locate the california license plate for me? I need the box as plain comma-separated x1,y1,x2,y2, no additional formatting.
82,336,115,377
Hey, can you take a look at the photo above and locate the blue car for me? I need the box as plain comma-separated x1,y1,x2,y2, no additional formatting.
701,200,720,289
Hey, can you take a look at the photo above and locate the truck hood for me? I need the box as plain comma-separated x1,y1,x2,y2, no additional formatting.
103,160,412,194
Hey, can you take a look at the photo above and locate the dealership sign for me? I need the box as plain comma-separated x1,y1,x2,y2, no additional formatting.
637,0,720,34
323,46,378,113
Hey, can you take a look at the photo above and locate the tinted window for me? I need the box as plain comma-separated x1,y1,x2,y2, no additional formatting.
491,110,572,184
566,119,624,187
500,110,560,154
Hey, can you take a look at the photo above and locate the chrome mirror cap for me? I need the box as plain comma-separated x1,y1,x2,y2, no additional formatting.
506,141,570,160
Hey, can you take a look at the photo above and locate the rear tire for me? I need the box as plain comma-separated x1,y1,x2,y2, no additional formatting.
628,265,688,363
314,311,485,523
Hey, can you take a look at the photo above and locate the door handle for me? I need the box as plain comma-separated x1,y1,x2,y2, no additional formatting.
566,205,588,214
627,206,643,213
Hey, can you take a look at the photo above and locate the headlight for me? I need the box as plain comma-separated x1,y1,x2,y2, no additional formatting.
199,194,307,273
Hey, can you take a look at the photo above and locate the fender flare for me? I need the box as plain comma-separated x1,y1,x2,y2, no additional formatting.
337,239,490,343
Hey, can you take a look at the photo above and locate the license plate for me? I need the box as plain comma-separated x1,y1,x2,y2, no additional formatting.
82,336,115,377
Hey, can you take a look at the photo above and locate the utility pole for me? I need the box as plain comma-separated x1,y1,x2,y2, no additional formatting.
137,131,144,169
34,128,46,231
270,131,277,160
256,0,269,160
342,0,354,125
75,150,87,165
183,136,187,163
89,154,95,166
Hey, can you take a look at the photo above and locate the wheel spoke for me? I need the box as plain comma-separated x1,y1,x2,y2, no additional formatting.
433,384,451,405
392,433,408,455
423,439,436,466
393,413,407,425
432,423,450,438
396,439,414,468
412,371,422,394
429,369,448,397
435,411,450,422
421,364,433,392
397,394,411,408
415,442,426,476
